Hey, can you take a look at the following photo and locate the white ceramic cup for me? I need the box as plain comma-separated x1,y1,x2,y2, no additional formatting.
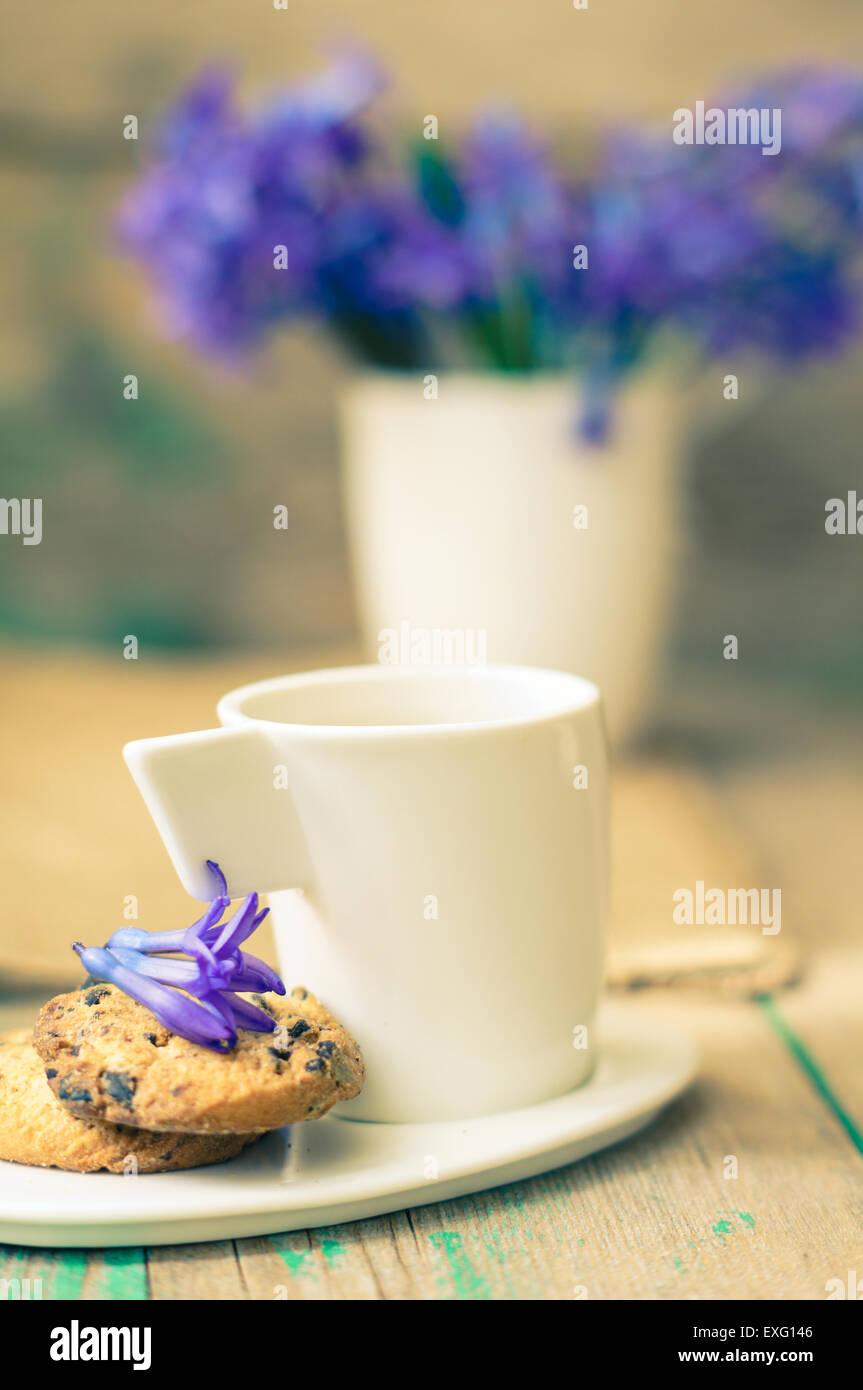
124,664,609,1123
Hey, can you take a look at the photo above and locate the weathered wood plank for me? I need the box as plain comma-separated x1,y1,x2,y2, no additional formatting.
714,755,863,1119
0,1245,88,1300
237,1225,395,1300
147,1240,246,1301
79,1248,149,1300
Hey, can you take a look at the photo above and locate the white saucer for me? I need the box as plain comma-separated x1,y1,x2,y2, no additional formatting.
0,1005,696,1248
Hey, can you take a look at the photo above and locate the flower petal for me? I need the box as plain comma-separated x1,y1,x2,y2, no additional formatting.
222,992,277,1032
107,896,228,954
209,893,260,954
228,950,286,994
74,945,237,1050
206,859,229,898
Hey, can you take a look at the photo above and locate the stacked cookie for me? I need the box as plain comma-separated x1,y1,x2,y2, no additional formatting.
0,984,364,1173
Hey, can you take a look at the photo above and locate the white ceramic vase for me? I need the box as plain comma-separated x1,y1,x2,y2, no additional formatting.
340,371,680,746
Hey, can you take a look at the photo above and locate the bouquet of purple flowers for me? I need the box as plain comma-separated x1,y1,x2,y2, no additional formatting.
118,50,863,437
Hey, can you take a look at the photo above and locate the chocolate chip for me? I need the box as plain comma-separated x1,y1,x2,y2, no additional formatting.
45,1068,58,1078
317,1041,335,1058
58,1080,92,1103
305,1059,324,1072
69,1045,80,1057
268,1043,294,1075
289,1019,311,1039
103,1071,137,1106
146,1034,157,1045
83,987,110,1006
254,995,275,1017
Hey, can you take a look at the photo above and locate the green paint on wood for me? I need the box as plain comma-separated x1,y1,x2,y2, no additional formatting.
0,1245,43,1299
500,1187,526,1214
0,1245,28,1276
427,1231,491,1300
269,1236,316,1279
710,1211,756,1247
319,1238,345,1269
92,1248,147,1301
711,1220,735,1245
758,994,863,1156
48,1251,88,1300
479,1232,518,1299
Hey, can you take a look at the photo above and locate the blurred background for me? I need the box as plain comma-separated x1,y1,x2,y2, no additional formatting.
1,0,862,699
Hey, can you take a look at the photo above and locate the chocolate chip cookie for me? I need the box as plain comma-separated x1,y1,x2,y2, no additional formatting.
0,1030,257,1173
34,984,365,1134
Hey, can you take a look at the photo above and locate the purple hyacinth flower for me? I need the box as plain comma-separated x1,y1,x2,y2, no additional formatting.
75,861,285,1050
106,892,228,955
115,55,863,438
116,47,392,358
75,944,239,1051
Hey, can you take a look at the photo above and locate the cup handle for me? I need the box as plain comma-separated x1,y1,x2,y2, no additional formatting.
123,725,312,899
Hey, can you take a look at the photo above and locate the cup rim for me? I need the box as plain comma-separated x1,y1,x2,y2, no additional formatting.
217,662,602,739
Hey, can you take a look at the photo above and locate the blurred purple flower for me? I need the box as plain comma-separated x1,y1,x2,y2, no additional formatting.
117,49,392,355
579,68,863,390
117,55,863,432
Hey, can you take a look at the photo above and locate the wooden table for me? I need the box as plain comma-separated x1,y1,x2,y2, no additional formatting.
1,662,861,1300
